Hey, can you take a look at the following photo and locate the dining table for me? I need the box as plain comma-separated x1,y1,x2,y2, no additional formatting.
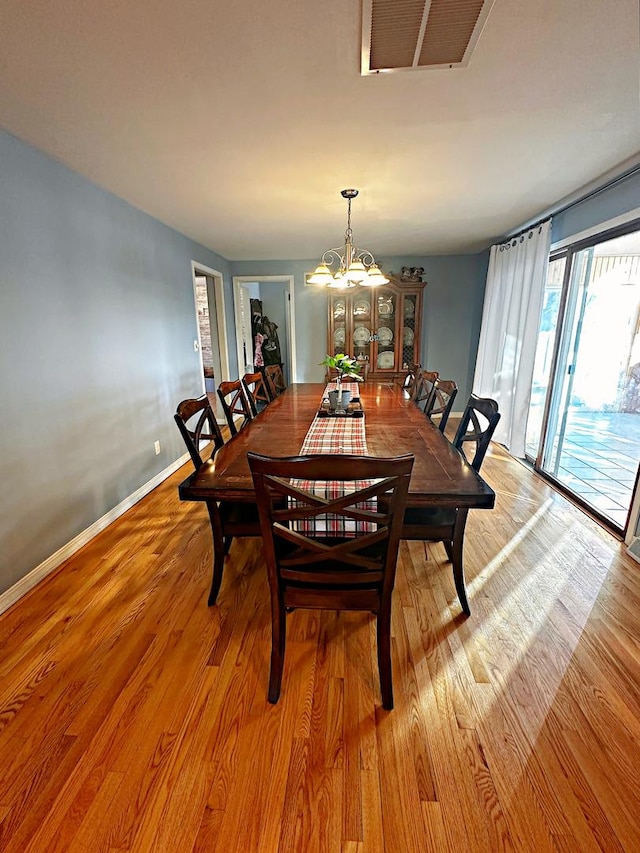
178,381,495,512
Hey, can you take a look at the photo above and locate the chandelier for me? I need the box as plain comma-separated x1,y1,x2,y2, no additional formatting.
308,189,389,288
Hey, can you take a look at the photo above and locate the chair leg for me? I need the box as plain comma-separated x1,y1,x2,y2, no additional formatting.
206,502,226,606
223,535,233,556
451,509,470,616
268,595,286,703
376,606,393,710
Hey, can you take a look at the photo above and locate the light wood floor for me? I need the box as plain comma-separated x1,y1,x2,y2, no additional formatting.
1,441,639,852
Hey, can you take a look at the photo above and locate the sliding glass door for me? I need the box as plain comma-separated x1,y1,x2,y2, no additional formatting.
526,226,640,532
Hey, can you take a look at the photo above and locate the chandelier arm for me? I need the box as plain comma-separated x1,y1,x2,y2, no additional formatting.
321,247,347,269
353,248,376,266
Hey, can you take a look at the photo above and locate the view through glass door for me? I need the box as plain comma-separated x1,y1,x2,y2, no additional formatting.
526,227,640,531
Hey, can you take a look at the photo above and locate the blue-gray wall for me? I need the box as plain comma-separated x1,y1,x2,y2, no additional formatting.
380,254,490,403
0,131,234,595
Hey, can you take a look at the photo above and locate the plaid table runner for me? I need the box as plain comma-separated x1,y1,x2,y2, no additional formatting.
324,381,362,394
290,385,376,537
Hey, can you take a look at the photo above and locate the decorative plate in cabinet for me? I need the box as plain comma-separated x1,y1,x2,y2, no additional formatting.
377,326,394,345
377,351,395,369
353,327,370,346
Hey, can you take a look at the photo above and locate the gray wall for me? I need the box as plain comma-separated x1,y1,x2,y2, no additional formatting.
380,255,489,403
0,131,234,595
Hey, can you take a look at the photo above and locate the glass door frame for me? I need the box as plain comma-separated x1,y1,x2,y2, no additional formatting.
526,218,640,536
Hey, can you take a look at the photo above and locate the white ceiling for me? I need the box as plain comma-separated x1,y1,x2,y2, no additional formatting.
0,0,638,260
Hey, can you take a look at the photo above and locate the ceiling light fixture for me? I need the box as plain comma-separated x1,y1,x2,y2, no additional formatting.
308,189,389,288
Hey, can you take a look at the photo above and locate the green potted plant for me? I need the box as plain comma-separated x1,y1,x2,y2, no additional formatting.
320,353,364,388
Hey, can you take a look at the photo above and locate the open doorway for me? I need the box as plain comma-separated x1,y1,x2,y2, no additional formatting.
191,262,230,421
232,275,296,383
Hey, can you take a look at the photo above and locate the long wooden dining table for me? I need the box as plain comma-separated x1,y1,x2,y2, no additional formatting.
178,382,495,511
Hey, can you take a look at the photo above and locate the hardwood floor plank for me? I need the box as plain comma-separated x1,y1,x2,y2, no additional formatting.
127,665,220,852
254,642,312,853
342,614,366,843
213,703,291,853
0,733,79,853
360,768,384,853
563,727,640,851
542,711,625,853
396,605,437,801
65,770,125,853
193,805,225,852
277,737,312,852
421,801,450,853
374,638,435,852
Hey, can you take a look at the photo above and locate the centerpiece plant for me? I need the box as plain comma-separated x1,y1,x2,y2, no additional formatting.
320,353,364,389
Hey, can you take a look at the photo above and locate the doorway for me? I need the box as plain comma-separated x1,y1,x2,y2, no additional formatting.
191,263,230,421
526,225,640,533
232,276,296,383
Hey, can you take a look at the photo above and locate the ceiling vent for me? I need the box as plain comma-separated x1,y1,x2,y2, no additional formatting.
361,0,495,74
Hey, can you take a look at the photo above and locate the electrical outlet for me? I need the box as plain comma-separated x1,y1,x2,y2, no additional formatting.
193,340,199,351
154,440,161,455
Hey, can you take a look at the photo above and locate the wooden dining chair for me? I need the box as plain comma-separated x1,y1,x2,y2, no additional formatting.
424,378,458,433
264,363,286,396
174,395,224,468
413,370,439,408
259,366,278,401
248,452,414,710
401,395,500,615
174,395,261,605
242,371,272,416
402,363,421,398
217,379,254,436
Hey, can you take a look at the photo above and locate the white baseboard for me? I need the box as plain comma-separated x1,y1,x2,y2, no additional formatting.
0,453,190,617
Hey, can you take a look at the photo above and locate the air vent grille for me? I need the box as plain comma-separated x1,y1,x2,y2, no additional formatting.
362,0,495,74
369,0,425,71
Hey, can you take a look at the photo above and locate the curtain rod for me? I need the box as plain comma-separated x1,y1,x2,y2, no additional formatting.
501,159,640,244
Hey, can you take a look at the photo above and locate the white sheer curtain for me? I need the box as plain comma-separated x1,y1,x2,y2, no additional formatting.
473,219,552,457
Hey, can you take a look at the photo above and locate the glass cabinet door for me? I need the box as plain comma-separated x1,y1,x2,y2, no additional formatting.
400,292,418,369
331,297,347,356
375,289,397,372
352,294,372,369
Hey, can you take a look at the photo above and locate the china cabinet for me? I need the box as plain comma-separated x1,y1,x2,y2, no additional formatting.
326,274,426,382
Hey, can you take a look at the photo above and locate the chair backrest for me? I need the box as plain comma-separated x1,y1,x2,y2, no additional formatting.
217,379,253,436
453,395,501,471
242,371,272,417
414,370,439,407
259,366,278,401
174,395,225,471
264,364,286,396
248,453,413,597
424,379,458,433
